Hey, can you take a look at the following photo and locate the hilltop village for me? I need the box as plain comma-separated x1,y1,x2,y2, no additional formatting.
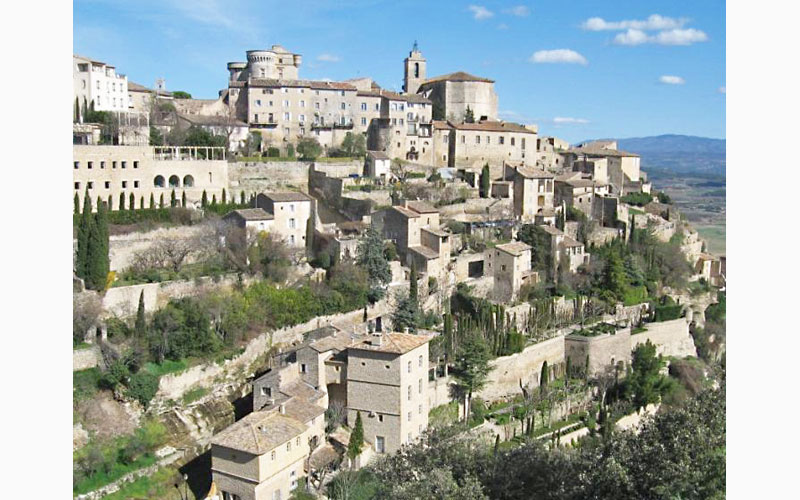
72,44,726,500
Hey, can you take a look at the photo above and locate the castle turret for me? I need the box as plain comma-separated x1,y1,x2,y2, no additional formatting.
403,41,426,95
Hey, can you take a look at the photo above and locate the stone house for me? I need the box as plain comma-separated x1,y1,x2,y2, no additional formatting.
210,398,326,500
513,165,555,222
223,208,274,234
554,174,609,216
380,201,451,279
568,141,641,195
176,113,250,152
535,136,570,171
538,224,590,274
440,120,537,174
416,70,498,123
490,241,538,302
255,192,313,248
364,150,391,182
73,54,130,114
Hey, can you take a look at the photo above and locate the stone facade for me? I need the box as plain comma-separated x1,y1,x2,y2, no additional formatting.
255,192,313,248
417,72,498,122
513,166,555,221
73,145,228,211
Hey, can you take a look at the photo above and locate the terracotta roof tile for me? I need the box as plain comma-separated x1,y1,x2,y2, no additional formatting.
211,411,306,455
349,332,432,355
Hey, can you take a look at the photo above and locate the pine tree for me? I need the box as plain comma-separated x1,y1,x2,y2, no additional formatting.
347,412,364,460
357,224,392,302
159,193,165,209
135,291,146,338
76,190,93,278
119,192,126,211
479,164,490,198
201,190,208,207
149,193,155,210
129,192,135,211
182,191,187,208
74,192,80,214
222,188,227,204
171,189,177,207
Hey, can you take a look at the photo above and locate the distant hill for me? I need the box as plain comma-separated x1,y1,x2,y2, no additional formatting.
584,135,726,177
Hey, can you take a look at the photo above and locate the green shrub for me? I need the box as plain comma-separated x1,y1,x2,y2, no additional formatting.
126,372,160,408
266,147,281,157
622,286,648,306
620,192,653,206
654,304,683,322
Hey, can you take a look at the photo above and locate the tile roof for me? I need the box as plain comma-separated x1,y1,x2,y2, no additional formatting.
227,208,274,221
495,241,532,256
517,166,555,179
409,245,440,260
451,120,533,134
349,332,432,355
277,397,326,424
539,224,565,236
406,200,438,214
421,71,494,84
391,205,421,218
569,145,639,158
249,78,357,91
264,191,313,203
211,411,306,455
309,332,361,353
367,150,390,160
562,236,584,248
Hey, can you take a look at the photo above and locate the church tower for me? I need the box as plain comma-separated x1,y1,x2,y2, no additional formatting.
403,41,426,95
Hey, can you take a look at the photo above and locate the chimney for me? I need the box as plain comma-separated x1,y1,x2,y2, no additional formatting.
279,403,286,414
373,334,383,346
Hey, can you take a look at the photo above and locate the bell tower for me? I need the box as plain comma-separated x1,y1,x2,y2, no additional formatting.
403,41,426,95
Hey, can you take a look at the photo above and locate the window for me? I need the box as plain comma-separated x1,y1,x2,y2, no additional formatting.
271,451,276,460
104,181,110,189
408,412,412,422
87,161,93,169
418,355,423,367
360,102,367,111
299,114,305,122
419,404,422,415
340,102,346,110
283,100,289,107
461,135,465,144
408,386,412,401
261,387,271,397
74,161,79,169
87,182,93,189
290,204,295,212
296,437,300,446
500,136,505,145
256,99,262,106
443,135,448,144
375,103,380,111
284,112,290,120
486,136,490,144
121,161,127,169
134,181,139,188
408,432,412,443
521,138,526,150
315,102,320,109
419,378,422,393
511,138,515,146
408,361,411,373
282,88,289,94
300,100,305,107
154,175,165,188
287,442,291,451
341,90,345,96
74,182,80,190
376,436,385,453
289,218,296,229
290,235,295,245
361,117,367,126
378,414,384,422
122,181,128,188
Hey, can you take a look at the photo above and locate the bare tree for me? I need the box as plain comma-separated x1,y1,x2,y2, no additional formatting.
73,293,102,345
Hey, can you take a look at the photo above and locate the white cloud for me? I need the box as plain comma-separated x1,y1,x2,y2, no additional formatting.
317,53,341,62
468,5,494,20
497,23,509,30
718,86,726,94
659,75,685,85
654,28,708,45
530,49,588,65
581,14,688,31
503,6,530,17
613,27,708,46
553,117,589,125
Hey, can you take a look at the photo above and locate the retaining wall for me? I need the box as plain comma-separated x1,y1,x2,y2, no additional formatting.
73,345,102,372
480,336,566,401
632,318,697,358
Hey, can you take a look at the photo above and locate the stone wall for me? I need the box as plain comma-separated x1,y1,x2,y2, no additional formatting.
632,318,697,358
227,161,310,196
102,225,209,272
73,345,102,372
479,336,566,401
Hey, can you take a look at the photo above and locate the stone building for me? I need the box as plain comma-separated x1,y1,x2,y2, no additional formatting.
554,173,610,215
380,201,451,278
513,165,555,221
73,54,130,115
255,192,313,248
127,81,173,115
437,120,537,173
73,145,228,211
223,208,274,234
403,42,427,95
417,71,498,123
345,333,432,454
568,141,641,195
365,151,391,181
538,224,590,274
535,136,570,171
210,398,326,500
490,241,537,302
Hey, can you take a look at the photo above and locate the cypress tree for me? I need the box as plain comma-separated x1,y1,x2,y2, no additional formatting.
74,97,80,123
85,202,109,291
211,194,217,206
159,193,165,209
181,190,187,208
119,192,126,211
171,189,177,207
74,192,80,214
140,196,145,210
201,190,208,207
240,190,246,205
76,190,93,278
107,195,113,210
96,196,102,211
149,193,155,210
540,360,549,390
347,412,364,460
409,261,418,304
134,291,146,337
222,188,227,204
129,192,135,211
479,163,490,198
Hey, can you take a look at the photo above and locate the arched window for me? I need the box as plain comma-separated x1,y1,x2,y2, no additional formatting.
183,175,194,187
154,175,165,188
168,175,180,188
414,62,419,78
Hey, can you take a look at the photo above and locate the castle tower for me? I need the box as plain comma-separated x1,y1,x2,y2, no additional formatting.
403,41,426,95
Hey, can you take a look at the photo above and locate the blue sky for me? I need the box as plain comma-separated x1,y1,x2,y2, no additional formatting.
74,0,725,143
